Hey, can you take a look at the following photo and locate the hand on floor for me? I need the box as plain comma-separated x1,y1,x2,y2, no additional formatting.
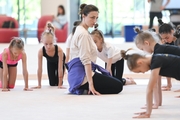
24,88,33,91
161,85,171,91
88,84,101,95
58,86,66,89
141,104,158,109
31,86,41,89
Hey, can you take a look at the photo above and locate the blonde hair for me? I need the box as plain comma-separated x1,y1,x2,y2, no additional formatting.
9,37,24,50
134,27,159,45
121,48,145,71
91,23,104,43
41,22,56,43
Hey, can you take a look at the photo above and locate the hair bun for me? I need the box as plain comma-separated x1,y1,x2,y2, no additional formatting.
134,27,142,34
121,48,133,60
158,19,164,25
79,3,87,15
46,22,55,33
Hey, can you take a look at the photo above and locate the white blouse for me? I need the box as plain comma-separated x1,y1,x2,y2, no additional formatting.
97,42,122,63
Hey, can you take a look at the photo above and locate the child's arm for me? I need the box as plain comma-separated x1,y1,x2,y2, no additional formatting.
35,49,43,88
142,75,162,109
57,46,66,89
133,68,160,118
106,58,113,75
21,51,32,91
153,75,162,107
65,48,70,63
2,51,9,91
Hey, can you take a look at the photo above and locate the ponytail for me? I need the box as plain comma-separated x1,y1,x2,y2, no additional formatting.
121,48,133,60
41,22,56,42
121,48,145,71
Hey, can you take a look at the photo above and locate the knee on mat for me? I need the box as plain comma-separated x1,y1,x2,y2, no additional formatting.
115,82,123,94
115,87,123,94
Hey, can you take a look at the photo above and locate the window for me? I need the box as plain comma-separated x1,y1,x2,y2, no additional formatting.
80,0,170,37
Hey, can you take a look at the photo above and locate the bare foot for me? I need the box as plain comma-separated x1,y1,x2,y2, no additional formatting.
125,77,136,85
144,103,160,108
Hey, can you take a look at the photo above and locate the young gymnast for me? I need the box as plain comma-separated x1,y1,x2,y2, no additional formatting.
158,19,180,91
90,24,136,85
65,21,81,64
121,49,180,118
158,19,177,45
33,22,66,89
134,27,180,108
0,37,32,91
174,25,180,46
67,4,123,95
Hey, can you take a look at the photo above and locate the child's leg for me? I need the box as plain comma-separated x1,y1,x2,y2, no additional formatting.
0,68,3,88
62,53,66,77
47,62,58,86
162,77,171,91
115,59,136,85
8,66,17,89
113,59,123,80
105,62,115,76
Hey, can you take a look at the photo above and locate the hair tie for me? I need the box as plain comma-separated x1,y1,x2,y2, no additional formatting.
94,28,98,31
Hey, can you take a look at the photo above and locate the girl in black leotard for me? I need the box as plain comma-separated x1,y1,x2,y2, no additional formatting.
158,19,178,45
121,49,180,118
33,22,66,89
134,27,180,109
157,19,180,90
